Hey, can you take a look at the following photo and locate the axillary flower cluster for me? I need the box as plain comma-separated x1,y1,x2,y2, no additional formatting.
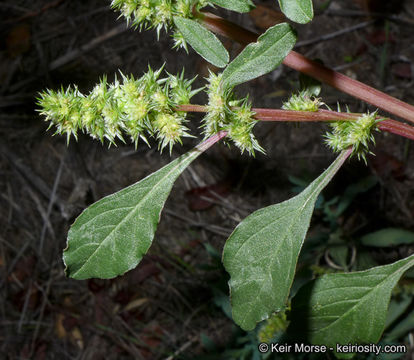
282,91,381,161
38,67,197,153
325,111,381,162
203,72,264,155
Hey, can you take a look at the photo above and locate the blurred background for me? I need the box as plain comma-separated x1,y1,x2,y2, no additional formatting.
1,0,414,359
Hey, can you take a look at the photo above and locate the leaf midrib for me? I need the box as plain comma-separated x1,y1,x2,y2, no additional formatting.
70,152,196,277
226,29,291,82
237,178,324,326
294,0,312,21
230,152,347,328
177,18,227,66
281,0,312,22
312,266,412,334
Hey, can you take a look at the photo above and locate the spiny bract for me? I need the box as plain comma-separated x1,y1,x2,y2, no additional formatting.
325,111,382,162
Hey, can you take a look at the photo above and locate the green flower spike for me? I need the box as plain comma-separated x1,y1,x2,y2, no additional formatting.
325,110,382,163
38,66,198,152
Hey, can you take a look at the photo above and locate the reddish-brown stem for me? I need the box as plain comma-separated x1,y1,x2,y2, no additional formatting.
177,105,358,121
197,130,228,152
176,104,414,141
177,104,206,113
251,108,358,122
378,120,414,141
283,53,414,125
200,12,414,125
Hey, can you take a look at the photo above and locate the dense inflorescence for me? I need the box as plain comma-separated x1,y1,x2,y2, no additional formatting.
110,0,209,48
38,67,198,153
202,72,264,155
38,68,264,155
325,111,381,162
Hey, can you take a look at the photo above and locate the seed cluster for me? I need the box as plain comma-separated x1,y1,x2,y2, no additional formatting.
325,111,381,162
202,72,264,155
38,67,199,153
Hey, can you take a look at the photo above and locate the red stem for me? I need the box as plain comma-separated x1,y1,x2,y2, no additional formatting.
378,120,414,141
251,108,358,122
178,105,358,121
200,12,414,125
197,130,228,152
177,104,414,141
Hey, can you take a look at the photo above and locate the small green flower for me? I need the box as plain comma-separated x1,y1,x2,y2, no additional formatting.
325,111,382,162
167,70,200,105
152,87,171,111
282,90,323,112
153,112,192,153
153,0,174,36
173,0,192,17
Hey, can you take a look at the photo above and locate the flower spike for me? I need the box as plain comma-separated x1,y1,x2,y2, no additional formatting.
38,67,200,152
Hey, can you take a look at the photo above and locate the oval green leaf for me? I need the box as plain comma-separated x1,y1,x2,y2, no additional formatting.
222,150,350,330
63,134,224,280
173,17,229,68
209,0,255,13
360,228,414,247
288,254,414,358
221,23,297,88
278,0,314,24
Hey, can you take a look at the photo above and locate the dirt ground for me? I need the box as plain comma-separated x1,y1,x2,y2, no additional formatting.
1,0,414,359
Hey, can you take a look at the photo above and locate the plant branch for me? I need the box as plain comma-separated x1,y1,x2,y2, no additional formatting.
199,12,414,125
197,130,228,152
251,108,358,122
177,105,414,141
378,120,414,141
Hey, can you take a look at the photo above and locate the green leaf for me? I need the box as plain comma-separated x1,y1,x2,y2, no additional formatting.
173,17,229,68
288,254,414,358
278,0,314,24
63,134,224,280
221,23,297,88
209,0,255,13
222,150,350,331
360,228,414,247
